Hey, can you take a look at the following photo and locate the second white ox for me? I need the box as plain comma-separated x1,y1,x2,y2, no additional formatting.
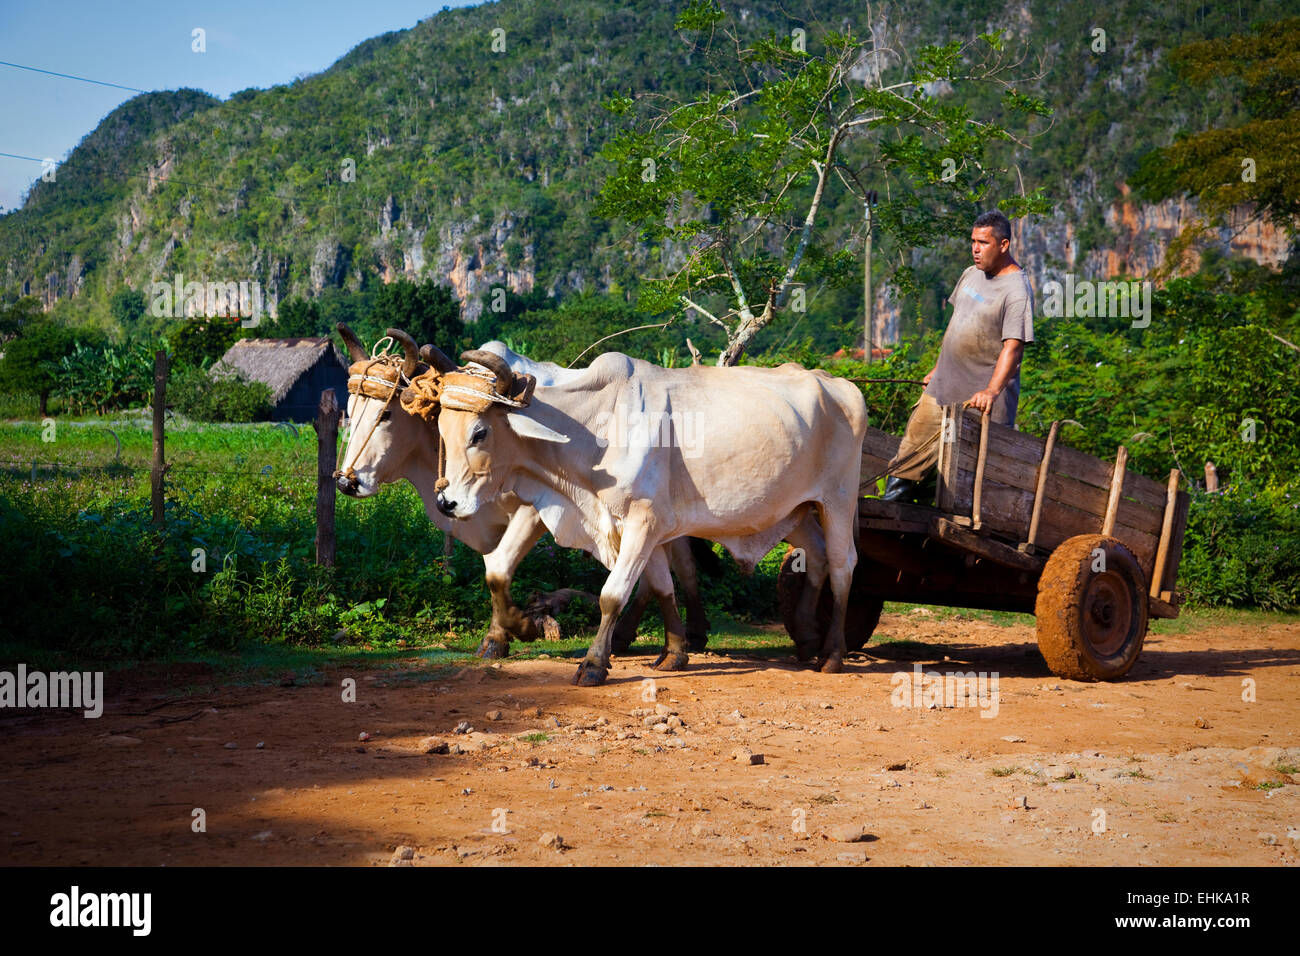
333,325,710,658
432,350,868,685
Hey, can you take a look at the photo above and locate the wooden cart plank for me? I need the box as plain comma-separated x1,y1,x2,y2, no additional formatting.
954,443,1164,537
1159,489,1191,596
947,407,1168,513
860,427,901,494
945,472,1160,573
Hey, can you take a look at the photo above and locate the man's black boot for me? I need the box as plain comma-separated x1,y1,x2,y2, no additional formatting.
881,476,921,502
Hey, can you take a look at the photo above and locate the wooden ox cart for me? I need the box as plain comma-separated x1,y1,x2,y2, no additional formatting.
779,405,1190,680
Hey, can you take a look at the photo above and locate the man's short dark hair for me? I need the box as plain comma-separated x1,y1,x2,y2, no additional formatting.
973,210,1011,244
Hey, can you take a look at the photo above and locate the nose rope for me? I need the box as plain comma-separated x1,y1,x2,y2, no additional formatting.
436,433,449,494
333,355,409,486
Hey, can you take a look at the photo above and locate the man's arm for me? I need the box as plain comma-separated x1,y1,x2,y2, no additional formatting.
966,338,1025,414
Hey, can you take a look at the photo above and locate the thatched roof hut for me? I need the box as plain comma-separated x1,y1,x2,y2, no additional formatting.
213,337,348,422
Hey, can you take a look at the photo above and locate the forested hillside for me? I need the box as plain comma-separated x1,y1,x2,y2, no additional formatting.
1,0,1295,352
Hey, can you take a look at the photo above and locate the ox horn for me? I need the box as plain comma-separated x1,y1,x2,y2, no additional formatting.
419,344,457,374
461,349,514,396
337,323,368,364
386,328,419,378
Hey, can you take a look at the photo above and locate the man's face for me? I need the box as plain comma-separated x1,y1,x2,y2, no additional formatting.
971,226,1008,271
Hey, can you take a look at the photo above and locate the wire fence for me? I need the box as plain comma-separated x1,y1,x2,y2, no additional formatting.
0,457,318,480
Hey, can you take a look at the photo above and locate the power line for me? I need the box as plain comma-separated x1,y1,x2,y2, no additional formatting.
0,149,242,196
0,59,150,94
0,151,47,164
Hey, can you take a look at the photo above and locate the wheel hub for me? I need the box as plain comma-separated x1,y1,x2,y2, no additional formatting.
1081,572,1132,657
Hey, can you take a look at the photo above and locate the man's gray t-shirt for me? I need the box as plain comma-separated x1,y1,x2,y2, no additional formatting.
925,265,1034,425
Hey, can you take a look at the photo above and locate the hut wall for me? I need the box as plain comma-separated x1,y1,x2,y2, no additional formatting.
273,354,348,422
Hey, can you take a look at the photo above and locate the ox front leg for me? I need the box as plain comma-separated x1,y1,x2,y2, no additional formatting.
477,509,547,659
573,505,657,687
646,546,690,671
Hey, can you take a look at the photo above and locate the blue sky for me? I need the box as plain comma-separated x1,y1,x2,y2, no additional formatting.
0,0,486,212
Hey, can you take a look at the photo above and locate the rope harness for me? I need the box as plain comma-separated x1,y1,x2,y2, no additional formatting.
333,345,414,487
334,343,537,495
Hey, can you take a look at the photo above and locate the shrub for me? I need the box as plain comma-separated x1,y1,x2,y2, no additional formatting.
170,365,271,422
1178,482,1300,610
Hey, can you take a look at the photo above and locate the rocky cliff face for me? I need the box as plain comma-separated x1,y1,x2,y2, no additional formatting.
869,195,1292,346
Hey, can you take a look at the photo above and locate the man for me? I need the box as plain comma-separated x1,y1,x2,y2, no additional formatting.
882,209,1034,502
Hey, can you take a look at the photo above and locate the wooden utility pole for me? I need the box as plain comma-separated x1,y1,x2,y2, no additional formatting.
150,350,168,530
863,199,872,364
314,389,343,566
862,190,878,364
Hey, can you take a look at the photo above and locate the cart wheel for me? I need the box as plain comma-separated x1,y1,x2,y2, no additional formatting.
777,548,820,660
1035,534,1147,681
844,596,884,653
777,550,882,657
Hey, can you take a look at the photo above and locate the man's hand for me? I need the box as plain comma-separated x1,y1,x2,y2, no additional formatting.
966,339,1024,415
966,387,999,414
922,367,936,386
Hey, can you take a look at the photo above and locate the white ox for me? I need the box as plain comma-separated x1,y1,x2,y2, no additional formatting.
433,350,868,685
333,326,709,657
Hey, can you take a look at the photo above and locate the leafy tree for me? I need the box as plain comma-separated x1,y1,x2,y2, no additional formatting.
56,341,154,416
270,297,325,338
0,297,43,343
597,1,1052,365
367,279,463,352
170,318,242,369
0,321,81,416
1132,17,1300,239
472,286,557,343
109,288,147,333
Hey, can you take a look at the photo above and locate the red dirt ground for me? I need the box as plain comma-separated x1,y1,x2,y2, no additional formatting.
3,614,1298,866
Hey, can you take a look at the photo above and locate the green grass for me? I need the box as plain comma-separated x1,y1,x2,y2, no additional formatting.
2,417,1296,670
990,766,1026,777
1148,607,1300,635
881,603,1036,627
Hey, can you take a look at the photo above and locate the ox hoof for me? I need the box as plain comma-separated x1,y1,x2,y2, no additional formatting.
572,661,609,686
792,639,819,663
476,635,510,659
817,654,844,674
686,632,708,653
653,651,689,672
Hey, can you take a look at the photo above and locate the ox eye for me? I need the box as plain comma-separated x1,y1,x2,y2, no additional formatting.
378,409,391,423
470,424,487,446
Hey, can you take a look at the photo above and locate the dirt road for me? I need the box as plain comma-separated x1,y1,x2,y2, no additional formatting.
3,614,1298,866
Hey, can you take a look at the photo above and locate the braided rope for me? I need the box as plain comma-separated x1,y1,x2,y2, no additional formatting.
400,369,443,423
334,353,408,483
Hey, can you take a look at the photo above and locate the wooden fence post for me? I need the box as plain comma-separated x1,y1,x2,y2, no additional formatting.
1204,461,1219,493
314,389,342,566
150,350,168,530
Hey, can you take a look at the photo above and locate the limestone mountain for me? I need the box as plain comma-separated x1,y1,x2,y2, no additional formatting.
0,0,1293,349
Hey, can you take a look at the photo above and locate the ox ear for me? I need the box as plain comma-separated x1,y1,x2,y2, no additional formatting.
505,412,570,444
